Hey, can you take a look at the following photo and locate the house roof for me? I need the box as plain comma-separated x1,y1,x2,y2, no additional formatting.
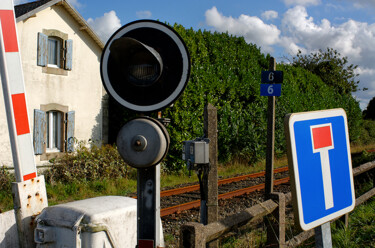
14,0,104,49
14,0,54,18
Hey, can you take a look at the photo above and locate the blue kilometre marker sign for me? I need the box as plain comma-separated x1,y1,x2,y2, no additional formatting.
285,109,355,231
260,70,283,96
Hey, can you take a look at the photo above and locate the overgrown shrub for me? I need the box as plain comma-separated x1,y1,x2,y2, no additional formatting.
0,166,13,193
356,120,375,145
108,24,363,171
44,143,135,184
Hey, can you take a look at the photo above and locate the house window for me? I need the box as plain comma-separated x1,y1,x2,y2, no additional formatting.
46,111,62,152
47,37,61,68
37,30,73,72
33,106,75,159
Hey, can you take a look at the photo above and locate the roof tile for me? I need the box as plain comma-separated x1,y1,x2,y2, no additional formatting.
14,0,53,18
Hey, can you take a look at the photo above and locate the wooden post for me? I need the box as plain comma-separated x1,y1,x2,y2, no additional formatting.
203,104,218,248
265,57,276,199
266,193,286,247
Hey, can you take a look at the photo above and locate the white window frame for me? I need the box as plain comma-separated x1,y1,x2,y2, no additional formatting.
46,111,62,153
47,37,61,68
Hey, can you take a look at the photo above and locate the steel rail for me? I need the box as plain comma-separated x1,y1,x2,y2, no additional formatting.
160,177,290,217
160,166,288,197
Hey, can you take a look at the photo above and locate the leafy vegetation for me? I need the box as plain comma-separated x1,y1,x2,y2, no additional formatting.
0,167,14,212
109,26,363,171
44,142,136,184
291,48,360,94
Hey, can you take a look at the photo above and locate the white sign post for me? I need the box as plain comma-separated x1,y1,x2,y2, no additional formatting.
0,1,48,247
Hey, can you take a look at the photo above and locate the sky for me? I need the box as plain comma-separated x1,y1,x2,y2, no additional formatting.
14,0,375,110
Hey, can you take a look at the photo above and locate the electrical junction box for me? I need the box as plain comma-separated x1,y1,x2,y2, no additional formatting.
182,139,209,165
34,196,164,247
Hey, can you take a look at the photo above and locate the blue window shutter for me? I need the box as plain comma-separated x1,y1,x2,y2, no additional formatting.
37,32,48,67
65,39,73,70
66,111,75,152
33,109,46,155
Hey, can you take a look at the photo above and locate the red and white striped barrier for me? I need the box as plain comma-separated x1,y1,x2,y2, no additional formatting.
0,0,37,182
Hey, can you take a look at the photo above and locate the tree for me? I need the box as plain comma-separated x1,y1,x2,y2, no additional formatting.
363,96,375,120
292,48,359,94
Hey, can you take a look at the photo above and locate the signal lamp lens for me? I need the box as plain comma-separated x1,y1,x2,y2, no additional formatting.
127,51,161,86
110,37,163,87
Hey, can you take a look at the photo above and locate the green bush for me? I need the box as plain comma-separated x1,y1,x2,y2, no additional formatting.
44,143,136,184
0,166,13,193
108,24,362,171
356,120,375,145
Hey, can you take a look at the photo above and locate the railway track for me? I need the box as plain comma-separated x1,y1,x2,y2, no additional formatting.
159,166,290,216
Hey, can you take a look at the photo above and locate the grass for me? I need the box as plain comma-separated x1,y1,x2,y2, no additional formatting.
45,178,138,206
332,198,375,248
220,226,267,247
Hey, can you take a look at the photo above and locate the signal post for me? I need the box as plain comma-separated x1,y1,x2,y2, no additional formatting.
100,20,191,248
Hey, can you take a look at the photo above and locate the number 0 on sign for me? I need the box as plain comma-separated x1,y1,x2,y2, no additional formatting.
284,108,355,231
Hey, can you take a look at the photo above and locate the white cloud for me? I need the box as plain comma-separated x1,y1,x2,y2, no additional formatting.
87,11,121,42
205,7,281,52
282,0,321,6
354,67,375,109
136,10,152,19
281,5,375,108
261,10,278,21
281,6,375,65
345,0,375,9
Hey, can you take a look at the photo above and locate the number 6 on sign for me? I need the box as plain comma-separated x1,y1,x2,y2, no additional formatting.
267,85,274,94
260,83,281,96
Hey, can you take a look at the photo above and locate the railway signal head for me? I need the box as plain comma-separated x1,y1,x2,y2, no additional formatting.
100,20,191,113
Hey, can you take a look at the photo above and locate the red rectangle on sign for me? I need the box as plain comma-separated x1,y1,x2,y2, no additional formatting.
138,240,154,248
23,172,36,181
0,10,19,52
12,93,30,135
312,125,332,150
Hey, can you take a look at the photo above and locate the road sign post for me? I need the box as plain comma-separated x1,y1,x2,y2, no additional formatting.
285,108,355,246
263,58,287,247
263,57,284,199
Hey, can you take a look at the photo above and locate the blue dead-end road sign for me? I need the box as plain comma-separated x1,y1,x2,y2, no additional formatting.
285,108,355,231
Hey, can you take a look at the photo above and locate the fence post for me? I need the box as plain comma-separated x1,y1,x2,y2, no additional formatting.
266,192,286,248
180,222,206,248
339,213,349,228
203,104,219,248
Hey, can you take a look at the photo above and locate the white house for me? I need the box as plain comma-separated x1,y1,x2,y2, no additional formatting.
0,0,107,166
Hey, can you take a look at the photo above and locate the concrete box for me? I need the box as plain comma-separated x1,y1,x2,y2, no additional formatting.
34,196,164,247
